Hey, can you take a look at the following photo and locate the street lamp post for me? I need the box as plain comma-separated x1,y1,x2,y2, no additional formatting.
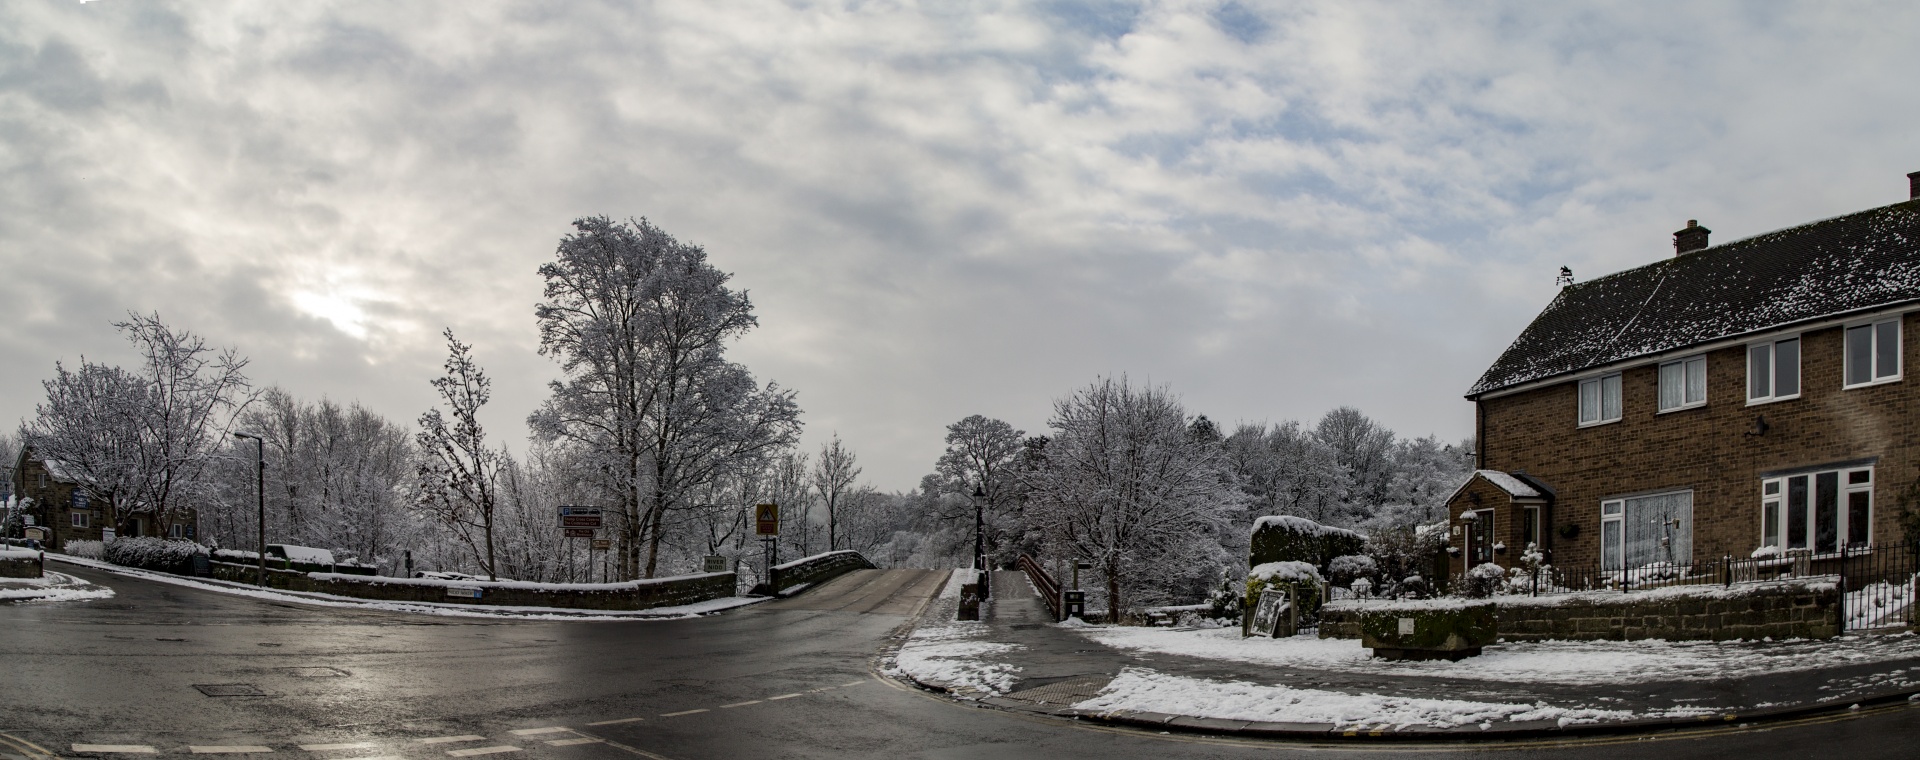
973,484,989,599
232,432,265,586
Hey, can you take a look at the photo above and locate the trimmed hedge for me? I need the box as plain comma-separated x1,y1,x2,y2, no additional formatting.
103,537,208,575
1250,515,1365,572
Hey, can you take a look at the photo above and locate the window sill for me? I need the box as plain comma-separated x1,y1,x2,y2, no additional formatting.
1656,402,1708,415
1577,417,1621,429
1843,376,1902,390
1746,394,1801,407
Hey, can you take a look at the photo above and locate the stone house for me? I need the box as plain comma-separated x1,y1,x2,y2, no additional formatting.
1448,171,1920,578
8,447,196,549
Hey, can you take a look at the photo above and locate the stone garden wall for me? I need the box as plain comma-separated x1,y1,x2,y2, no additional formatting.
1320,580,1841,642
208,561,735,611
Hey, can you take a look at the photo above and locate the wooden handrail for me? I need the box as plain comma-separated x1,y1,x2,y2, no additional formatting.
1017,554,1062,619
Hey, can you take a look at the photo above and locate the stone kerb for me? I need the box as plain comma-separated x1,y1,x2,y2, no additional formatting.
1320,580,1840,643
207,561,735,611
767,550,875,595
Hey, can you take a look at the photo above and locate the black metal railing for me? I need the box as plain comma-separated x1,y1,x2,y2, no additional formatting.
1451,541,1918,633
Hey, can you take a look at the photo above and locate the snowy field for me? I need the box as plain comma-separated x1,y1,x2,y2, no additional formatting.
0,571,115,603
886,569,1023,697
45,554,765,620
1074,667,1639,730
1072,624,1920,686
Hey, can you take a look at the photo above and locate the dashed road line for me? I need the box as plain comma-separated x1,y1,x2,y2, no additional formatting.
766,693,802,701
544,739,603,747
297,744,378,752
659,709,708,717
506,728,569,737
188,747,272,754
584,717,645,726
841,680,866,688
416,736,487,745
445,747,521,758
71,746,158,755
718,700,761,709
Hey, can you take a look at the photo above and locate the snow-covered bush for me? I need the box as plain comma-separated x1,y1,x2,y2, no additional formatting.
104,537,207,574
1246,561,1327,623
1397,575,1429,598
1349,577,1373,597
1328,554,1377,587
1750,544,1781,560
1205,576,1244,622
1249,515,1364,575
1460,562,1506,598
64,540,105,560
1359,522,1446,599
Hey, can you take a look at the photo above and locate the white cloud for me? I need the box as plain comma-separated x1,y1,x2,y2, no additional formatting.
4,1,1919,488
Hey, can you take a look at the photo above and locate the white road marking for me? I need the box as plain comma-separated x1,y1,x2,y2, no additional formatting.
445,747,521,758
766,693,802,701
71,746,157,755
297,744,378,752
659,709,708,717
416,736,487,745
507,729,569,737
188,747,272,754
545,739,603,747
584,717,644,726
841,680,865,687
718,700,761,709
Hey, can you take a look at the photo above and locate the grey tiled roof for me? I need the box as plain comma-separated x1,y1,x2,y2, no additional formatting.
1469,199,1920,397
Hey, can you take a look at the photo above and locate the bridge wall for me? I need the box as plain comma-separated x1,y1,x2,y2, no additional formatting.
208,561,735,611
767,550,875,596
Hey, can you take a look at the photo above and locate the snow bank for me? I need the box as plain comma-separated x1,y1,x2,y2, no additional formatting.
1069,623,1920,686
1074,668,1630,729
0,571,114,603
1249,561,1323,584
0,548,39,561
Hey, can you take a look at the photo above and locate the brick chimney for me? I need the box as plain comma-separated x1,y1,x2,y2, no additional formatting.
1673,219,1711,255
1909,170,1919,200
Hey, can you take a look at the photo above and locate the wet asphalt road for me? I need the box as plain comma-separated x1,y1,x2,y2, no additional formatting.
3,564,1920,759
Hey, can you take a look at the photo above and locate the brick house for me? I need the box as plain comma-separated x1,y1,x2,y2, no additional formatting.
1448,172,1920,578
8,447,196,549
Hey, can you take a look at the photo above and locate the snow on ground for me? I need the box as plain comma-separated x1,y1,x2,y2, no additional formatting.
1073,625,1920,686
45,554,765,620
887,569,1023,697
0,571,115,603
1075,668,1633,730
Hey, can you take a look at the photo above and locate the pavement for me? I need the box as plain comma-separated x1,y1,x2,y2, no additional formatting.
887,570,1920,740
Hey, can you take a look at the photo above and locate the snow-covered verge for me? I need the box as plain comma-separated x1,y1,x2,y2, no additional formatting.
1325,578,1837,612
886,570,1022,697
0,571,115,603
45,554,765,620
1071,624,1920,686
1074,668,1635,730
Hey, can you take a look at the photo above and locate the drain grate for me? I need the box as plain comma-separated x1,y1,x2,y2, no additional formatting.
282,667,349,678
1001,676,1112,706
194,684,271,697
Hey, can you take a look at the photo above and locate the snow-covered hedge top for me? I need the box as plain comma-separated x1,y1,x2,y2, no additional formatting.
1251,515,1363,540
0,548,40,561
269,544,336,565
1326,578,1838,612
1323,596,1495,613
773,549,864,571
1249,561,1324,584
303,571,733,592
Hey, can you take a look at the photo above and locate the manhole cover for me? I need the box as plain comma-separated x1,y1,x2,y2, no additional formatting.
194,684,271,697
282,667,349,678
1001,676,1112,706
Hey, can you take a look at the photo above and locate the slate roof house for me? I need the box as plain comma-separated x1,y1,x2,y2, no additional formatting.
1448,172,1920,578
8,447,195,550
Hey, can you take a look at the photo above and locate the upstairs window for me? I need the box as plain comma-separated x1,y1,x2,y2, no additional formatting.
1658,356,1707,411
1748,338,1801,403
1844,319,1901,387
1578,373,1621,426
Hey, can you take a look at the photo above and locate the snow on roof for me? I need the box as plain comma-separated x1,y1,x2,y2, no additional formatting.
1252,515,1364,540
268,544,336,565
1470,199,1920,396
1444,470,1545,507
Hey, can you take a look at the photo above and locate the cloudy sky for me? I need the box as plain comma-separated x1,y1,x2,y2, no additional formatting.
5,1,1919,490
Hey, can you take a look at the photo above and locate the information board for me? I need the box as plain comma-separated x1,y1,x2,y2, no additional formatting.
558,506,603,528
1247,587,1294,638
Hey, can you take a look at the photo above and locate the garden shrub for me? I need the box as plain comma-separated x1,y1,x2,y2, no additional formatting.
1250,515,1365,574
103,536,208,575
64,539,105,560
1460,562,1505,598
1246,560,1326,623
1328,554,1377,587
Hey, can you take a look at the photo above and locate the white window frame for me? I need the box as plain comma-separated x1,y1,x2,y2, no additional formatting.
1746,336,1802,405
1577,373,1622,427
1843,318,1902,388
1600,490,1694,571
1657,355,1708,412
71,512,89,528
1762,466,1872,555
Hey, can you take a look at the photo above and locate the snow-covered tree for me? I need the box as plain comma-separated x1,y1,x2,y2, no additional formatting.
1023,376,1239,618
930,415,1026,563
812,434,860,551
414,329,505,581
530,216,800,578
